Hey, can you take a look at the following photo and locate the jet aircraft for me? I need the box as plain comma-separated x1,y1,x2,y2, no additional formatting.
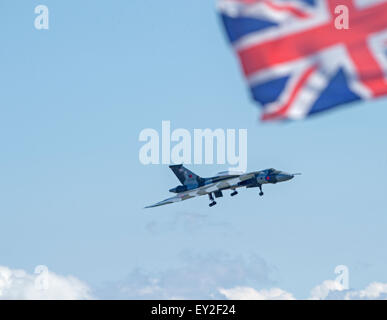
145,165,300,208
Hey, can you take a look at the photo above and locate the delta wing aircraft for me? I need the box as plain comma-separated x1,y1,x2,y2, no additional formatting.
145,165,300,208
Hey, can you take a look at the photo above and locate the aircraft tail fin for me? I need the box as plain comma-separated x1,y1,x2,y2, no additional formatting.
169,165,203,186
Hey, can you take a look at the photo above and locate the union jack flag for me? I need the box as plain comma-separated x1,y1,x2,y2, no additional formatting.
218,0,387,121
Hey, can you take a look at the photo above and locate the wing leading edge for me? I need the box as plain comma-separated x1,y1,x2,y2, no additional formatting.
144,194,195,208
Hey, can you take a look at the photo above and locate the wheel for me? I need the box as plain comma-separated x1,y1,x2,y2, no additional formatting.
259,192,264,196
209,201,217,207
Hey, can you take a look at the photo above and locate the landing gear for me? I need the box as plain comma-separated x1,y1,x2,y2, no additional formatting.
231,190,238,197
258,185,264,197
208,193,217,207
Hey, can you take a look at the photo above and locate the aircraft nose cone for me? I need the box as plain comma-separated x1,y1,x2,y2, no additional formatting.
277,173,294,182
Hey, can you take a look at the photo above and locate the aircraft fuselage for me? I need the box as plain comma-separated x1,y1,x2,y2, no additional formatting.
169,168,294,194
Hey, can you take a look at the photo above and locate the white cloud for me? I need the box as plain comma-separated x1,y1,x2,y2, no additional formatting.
309,280,345,300
219,281,387,301
219,287,295,300
0,265,93,300
308,280,387,300
2,260,387,300
344,282,387,300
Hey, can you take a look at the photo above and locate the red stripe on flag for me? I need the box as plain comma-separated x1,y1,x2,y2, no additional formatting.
348,41,387,97
261,65,317,121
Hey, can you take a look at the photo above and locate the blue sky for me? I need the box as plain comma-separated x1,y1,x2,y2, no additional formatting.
0,0,387,299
